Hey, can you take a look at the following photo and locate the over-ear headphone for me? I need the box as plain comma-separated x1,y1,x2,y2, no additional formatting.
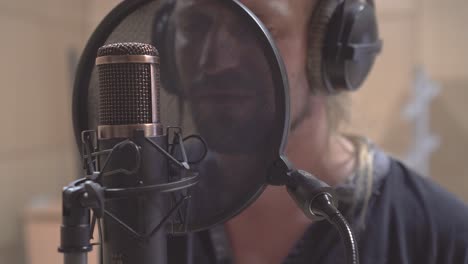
152,0,382,95
308,0,382,94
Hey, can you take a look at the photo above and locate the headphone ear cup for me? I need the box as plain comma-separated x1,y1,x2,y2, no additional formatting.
324,1,381,93
307,0,341,95
309,0,381,94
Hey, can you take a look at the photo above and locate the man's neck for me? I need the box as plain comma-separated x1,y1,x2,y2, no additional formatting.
224,99,357,263
225,186,312,264
285,99,356,186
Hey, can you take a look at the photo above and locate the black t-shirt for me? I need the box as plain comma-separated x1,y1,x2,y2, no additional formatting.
168,152,468,264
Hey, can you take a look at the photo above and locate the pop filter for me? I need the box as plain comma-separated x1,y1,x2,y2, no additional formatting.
73,0,290,233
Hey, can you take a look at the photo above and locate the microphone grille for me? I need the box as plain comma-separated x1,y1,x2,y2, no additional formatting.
97,42,160,126
97,42,159,56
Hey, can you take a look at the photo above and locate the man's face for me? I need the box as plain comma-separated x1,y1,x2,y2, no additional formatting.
239,0,316,130
171,0,313,153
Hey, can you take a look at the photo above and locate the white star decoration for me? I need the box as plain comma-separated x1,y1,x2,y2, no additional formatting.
402,68,441,177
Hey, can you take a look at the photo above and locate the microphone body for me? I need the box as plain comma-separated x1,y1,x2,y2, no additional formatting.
96,42,168,264
99,137,168,264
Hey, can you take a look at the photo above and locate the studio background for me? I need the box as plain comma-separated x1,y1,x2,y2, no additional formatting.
0,0,466,263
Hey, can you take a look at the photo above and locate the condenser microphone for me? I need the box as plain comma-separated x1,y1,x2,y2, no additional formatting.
96,42,168,264
59,42,201,264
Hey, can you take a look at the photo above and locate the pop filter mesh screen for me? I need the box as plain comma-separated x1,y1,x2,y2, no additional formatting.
82,0,287,232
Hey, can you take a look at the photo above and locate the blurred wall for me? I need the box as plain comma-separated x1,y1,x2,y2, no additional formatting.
0,0,87,263
348,0,468,202
420,0,468,200
84,0,122,37
0,0,119,263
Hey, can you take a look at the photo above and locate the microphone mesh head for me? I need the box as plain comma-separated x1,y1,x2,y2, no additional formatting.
97,42,160,126
97,42,159,57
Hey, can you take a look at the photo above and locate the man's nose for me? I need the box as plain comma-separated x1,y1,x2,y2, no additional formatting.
198,26,240,74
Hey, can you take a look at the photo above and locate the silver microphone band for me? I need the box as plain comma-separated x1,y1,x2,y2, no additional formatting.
96,55,159,65
98,124,164,139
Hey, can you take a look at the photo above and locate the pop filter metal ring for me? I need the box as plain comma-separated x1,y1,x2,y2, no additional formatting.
72,0,292,232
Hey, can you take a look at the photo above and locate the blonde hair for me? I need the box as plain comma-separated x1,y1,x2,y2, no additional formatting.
326,92,351,133
305,0,352,134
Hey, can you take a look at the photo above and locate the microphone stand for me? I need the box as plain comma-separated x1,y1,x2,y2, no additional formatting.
58,179,94,264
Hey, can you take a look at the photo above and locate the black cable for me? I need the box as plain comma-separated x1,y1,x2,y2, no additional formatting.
182,134,208,164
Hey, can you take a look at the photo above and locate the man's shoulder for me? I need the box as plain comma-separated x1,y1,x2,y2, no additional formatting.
384,158,468,227
357,155,468,263
369,157,468,261
367,147,468,223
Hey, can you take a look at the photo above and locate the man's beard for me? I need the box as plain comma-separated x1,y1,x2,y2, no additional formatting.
190,98,276,154
182,67,276,154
